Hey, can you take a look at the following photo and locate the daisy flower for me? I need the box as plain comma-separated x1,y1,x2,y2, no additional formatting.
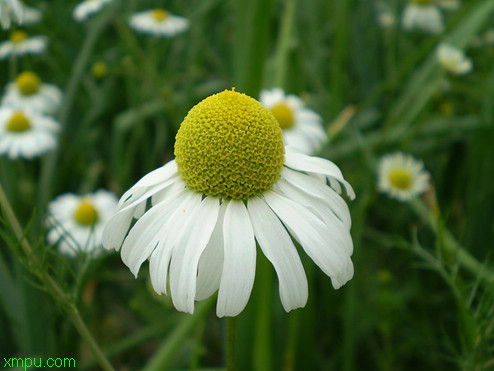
103,90,355,317
0,107,59,159
0,0,23,29
0,30,47,60
129,8,189,37
2,71,63,114
402,0,444,34
47,190,119,256
260,88,327,154
437,43,472,75
73,0,112,22
377,152,430,201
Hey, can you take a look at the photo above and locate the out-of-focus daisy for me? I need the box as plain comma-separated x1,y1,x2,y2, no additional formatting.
260,88,326,154
0,107,59,159
2,71,63,114
438,0,461,11
0,0,23,29
73,0,112,22
437,44,472,75
103,90,355,317
0,30,47,60
47,190,119,256
129,8,189,37
377,152,430,201
377,10,396,28
402,0,444,34
21,4,42,25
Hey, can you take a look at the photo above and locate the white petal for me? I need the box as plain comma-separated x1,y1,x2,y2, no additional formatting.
247,196,308,312
102,206,135,251
217,200,256,317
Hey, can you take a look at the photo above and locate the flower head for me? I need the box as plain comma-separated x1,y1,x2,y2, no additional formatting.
402,1,444,34
437,43,472,75
0,0,23,29
377,152,430,201
129,9,189,37
103,90,355,317
260,88,327,154
47,190,119,256
0,107,59,159
2,71,63,114
73,0,113,22
0,31,47,59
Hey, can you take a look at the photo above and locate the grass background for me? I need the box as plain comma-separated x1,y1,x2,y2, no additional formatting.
1,0,494,370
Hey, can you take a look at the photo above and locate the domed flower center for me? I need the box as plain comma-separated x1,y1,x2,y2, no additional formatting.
6,112,31,132
389,168,413,190
174,90,285,200
412,0,433,5
73,199,99,226
151,9,169,21
16,71,41,96
10,31,28,43
270,102,294,129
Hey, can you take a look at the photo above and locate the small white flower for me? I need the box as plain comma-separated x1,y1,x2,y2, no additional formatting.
437,43,472,75
47,190,119,256
0,107,59,159
21,4,42,25
103,90,355,317
402,2,444,34
260,88,327,154
129,9,189,37
0,0,23,29
2,71,63,114
73,0,112,22
0,30,48,60
377,152,430,201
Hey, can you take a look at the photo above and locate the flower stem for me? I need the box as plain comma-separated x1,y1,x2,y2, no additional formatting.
273,0,296,88
226,316,237,371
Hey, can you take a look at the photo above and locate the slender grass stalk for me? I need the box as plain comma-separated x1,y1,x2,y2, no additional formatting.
0,183,114,371
227,317,237,371
273,0,296,88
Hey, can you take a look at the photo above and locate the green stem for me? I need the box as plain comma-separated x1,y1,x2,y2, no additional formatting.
273,0,296,88
227,317,237,371
282,310,299,371
0,183,114,371
253,255,272,371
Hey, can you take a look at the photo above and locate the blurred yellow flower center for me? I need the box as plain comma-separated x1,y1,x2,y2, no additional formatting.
10,31,28,43
73,200,99,226
389,168,412,190
91,62,108,79
412,0,433,5
16,71,41,95
270,102,294,129
151,9,169,21
175,89,285,200
6,112,31,132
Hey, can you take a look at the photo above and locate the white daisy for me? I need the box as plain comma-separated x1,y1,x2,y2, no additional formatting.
2,71,63,114
47,190,119,256
129,9,189,37
0,107,59,159
0,30,47,60
437,44,472,75
260,88,327,155
73,0,112,22
103,90,355,317
0,0,23,29
21,4,42,25
377,152,430,201
402,1,444,34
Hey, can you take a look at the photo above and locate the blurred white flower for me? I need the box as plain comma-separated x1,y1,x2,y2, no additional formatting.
2,71,63,114
437,44,472,75
0,0,23,29
402,1,444,34
0,30,47,59
260,88,326,154
21,4,42,25
378,152,430,201
73,0,112,22
377,10,396,28
438,0,461,11
0,107,59,159
129,9,189,37
47,190,119,256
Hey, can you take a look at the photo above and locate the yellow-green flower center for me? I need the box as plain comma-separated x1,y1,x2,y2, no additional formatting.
16,71,41,96
270,102,295,129
91,62,108,79
6,112,31,132
10,30,28,43
389,168,413,190
411,0,434,5
174,90,285,200
73,199,99,226
151,9,169,21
